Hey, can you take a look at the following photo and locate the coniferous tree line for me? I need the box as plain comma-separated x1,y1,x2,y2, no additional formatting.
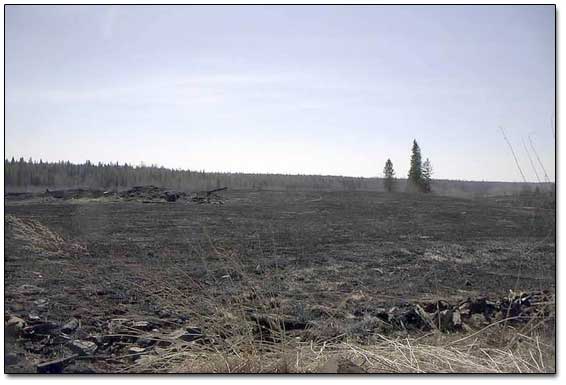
5,156,541,196
4,157,382,192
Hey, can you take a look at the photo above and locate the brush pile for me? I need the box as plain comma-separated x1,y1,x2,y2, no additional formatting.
117,186,190,203
5,286,554,373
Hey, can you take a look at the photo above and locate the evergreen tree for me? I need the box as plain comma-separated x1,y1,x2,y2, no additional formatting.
422,158,433,193
383,158,396,192
407,140,423,192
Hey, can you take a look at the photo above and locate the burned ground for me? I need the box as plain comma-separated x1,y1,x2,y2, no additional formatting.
4,189,556,373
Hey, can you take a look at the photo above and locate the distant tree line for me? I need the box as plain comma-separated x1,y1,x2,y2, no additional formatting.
5,157,546,197
4,157,382,192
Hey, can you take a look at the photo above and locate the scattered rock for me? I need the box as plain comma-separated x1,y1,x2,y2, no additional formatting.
6,316,26,336
69,340,97,356
61,318,80,334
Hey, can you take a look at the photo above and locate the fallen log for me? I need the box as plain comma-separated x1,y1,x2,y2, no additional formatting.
206,187,227,196
37,354,78,374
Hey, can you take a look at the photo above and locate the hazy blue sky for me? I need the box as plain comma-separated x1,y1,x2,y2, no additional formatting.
5,5,555,182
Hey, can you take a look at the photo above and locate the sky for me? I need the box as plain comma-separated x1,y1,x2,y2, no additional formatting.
4,5,555,182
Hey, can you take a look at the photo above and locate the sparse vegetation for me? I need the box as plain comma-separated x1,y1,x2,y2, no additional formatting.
4,188,555,373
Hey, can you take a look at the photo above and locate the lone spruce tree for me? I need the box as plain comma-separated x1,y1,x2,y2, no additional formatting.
422,158,433,193
407,140,423,192
383,159,396,192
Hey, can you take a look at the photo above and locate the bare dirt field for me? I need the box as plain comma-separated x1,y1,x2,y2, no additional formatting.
4,189,556,373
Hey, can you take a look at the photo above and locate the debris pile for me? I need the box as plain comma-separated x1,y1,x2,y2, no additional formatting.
371,290,553,333
5,312,207,373
191,187,227,204
5,185,229,205
118,185,228,204
118,186,190,203
4,290,553,373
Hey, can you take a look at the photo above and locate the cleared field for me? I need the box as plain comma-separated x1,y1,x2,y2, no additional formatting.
4,190,556,373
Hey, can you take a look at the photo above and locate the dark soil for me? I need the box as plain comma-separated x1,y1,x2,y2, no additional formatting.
4,189,555,373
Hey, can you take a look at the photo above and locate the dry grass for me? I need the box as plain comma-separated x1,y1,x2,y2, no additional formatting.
116,320,554,373
4,213,555,374
5,214,87,255
116,247,555,374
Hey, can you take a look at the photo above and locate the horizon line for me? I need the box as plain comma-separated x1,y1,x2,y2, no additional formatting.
4,156,555,185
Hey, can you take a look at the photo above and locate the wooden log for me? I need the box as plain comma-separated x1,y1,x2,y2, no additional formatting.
36,355,78,374
206,187,228,196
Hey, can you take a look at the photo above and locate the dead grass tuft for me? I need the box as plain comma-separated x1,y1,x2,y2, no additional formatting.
118,248,555,374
